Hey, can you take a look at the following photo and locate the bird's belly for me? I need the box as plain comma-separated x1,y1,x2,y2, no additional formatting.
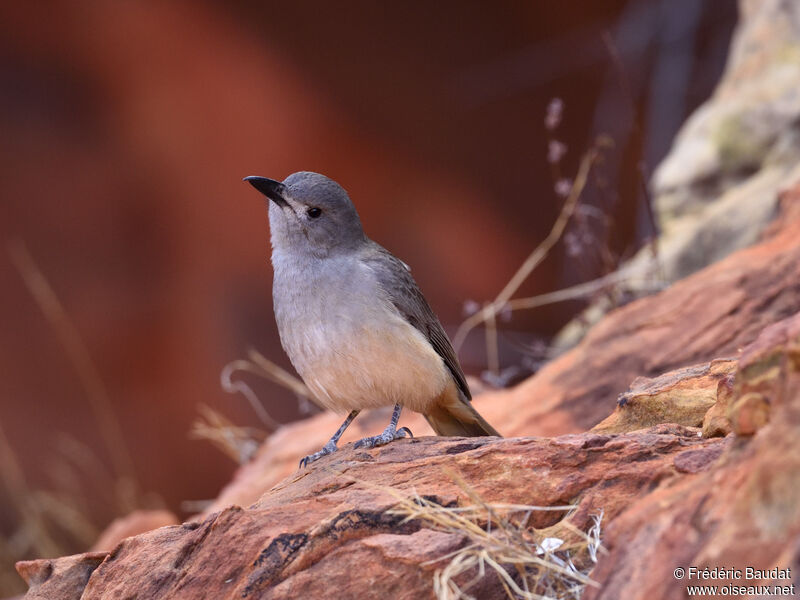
279,305,449,414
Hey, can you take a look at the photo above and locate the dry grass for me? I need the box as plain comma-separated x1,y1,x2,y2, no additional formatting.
208,347,321,461
378,471,603,600
219,346,317,433
3,240,151,596
190,345,309,467
0,420,111,595
7,240,137,493
190,404,265,464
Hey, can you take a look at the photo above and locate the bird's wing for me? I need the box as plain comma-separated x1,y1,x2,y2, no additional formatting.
362,242,472,400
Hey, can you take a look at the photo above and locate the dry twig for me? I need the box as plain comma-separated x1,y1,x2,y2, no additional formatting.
190,404,264,464
7,239,138,512
219,347,313,432
453,148,599,362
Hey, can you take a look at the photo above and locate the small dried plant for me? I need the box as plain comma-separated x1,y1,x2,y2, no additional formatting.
4,240,153,595
219,347,317,430
383,472,603,600
453,140,602,365
456,97,665,384
189,404,265,464
207,347,320,461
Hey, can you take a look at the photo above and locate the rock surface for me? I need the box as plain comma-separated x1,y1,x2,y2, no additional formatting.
652,0,800,236
90,510,179,552
15,553,106,600
16,185,800,599
586,311,800,600
10,4,800,599
17,426,721,599
501,186,800,438
19,310,800,599
591,359,737,434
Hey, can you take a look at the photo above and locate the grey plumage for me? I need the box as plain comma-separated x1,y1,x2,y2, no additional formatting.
245,171,500,466
361,243,471,400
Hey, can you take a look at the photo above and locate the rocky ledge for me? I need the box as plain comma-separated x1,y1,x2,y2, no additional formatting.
19,423,721,600
15,255,800,594
15,185,800,597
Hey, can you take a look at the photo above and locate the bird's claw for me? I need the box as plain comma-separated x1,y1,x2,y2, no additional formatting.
299,440,338,468
354,426,413,450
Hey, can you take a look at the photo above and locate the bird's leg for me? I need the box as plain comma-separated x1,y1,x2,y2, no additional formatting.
299,409,360,468
353,403,413,449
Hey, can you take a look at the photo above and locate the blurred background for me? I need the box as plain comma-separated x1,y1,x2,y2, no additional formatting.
0,0,737,594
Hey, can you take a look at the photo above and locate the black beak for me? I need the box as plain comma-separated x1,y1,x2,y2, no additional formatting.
243,176,289,207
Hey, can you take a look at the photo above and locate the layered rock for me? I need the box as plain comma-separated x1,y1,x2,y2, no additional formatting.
18,425,722,599
591,359,737,434
9,3,800,599
15,172,800,597
586,312,800,600
16,309,800,598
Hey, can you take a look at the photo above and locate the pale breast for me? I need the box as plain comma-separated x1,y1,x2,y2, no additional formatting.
272,251,449,413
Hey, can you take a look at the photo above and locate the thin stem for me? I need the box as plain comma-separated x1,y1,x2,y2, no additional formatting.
485,304,500,375
453,148,598,352
8,239,137,502
506,266,664,312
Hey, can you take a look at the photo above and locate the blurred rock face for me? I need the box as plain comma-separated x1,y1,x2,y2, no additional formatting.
556,0,800,352
0,1,735,587
650,0,800,280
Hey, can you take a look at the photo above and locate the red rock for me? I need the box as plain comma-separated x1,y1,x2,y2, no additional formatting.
702,373,736,437
7,4,800,598
90,509,179,552
672,444,727,474
592,359,737,434
729,392,770,435
497,189,800,439
15,553,106,600
584,312,800,600
16,258,800,598
17,427,720,599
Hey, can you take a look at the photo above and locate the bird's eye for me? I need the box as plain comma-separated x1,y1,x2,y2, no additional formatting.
307,207,322,219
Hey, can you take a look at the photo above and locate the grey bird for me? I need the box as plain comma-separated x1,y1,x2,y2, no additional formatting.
245,171,500,467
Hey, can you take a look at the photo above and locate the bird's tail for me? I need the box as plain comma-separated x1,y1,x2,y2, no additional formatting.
424,394,501,437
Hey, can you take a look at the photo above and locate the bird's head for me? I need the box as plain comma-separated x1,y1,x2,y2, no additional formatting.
245,171,366,257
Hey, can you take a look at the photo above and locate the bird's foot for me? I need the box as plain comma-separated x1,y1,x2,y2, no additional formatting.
353,426,413,450
299,440,338,468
